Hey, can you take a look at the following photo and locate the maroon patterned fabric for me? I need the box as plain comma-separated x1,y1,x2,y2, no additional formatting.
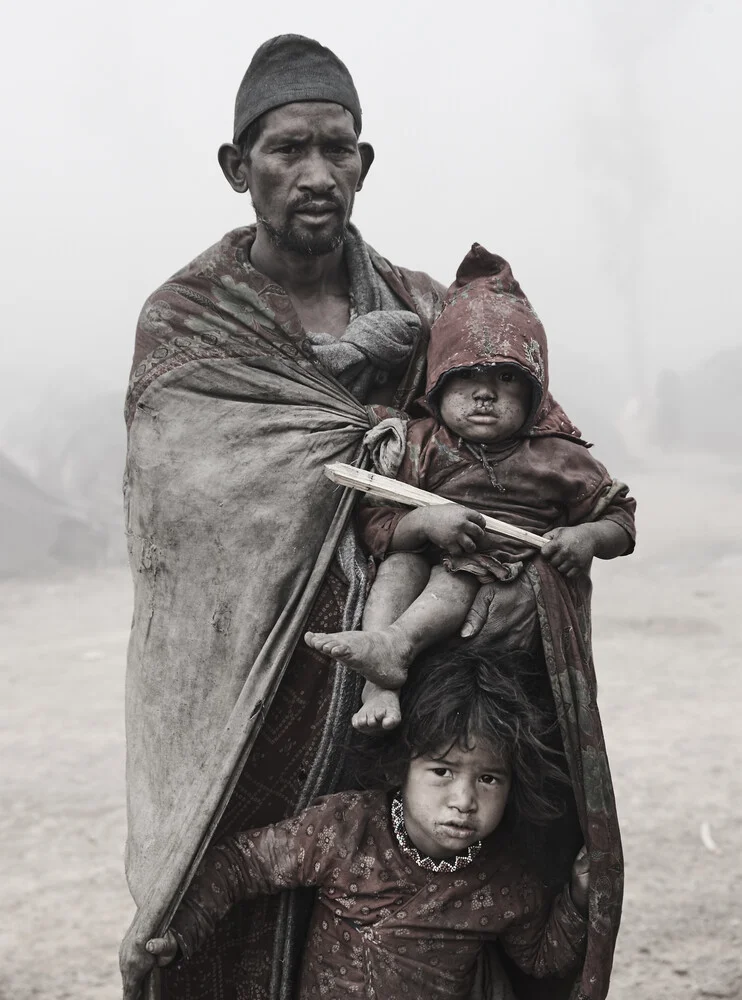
527,563,625,1000
170,791,587,1000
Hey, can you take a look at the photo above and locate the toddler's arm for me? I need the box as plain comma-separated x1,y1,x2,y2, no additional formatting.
540,519,631,579
389,505,486,556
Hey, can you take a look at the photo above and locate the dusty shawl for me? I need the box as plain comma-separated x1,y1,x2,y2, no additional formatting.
122,224,441,957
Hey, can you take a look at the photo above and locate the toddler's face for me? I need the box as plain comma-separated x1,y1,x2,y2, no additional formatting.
402,740,511,859
438,365,531,444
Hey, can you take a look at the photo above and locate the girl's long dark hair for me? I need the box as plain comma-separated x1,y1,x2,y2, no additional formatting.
352,644,568,829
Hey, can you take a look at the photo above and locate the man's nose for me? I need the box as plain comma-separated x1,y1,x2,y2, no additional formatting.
472,383,496,400
297,150,336,192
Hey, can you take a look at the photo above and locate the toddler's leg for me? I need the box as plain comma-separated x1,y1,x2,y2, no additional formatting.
362,552,431,630
350,553,432,732
353,566,480,731
352,680,403,732
306,562,479,690
305,552,430,689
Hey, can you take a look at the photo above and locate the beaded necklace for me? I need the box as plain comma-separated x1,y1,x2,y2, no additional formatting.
390,793,482,874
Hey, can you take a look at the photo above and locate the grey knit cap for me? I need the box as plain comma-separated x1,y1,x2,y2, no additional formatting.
233,34,362,143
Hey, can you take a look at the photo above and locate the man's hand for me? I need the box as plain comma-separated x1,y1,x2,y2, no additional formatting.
460,573,538,646
540,525,596,578
120,931,155,1000
392,504,485,556
120,929,178,1000
146,931,179,966
569,845,590,915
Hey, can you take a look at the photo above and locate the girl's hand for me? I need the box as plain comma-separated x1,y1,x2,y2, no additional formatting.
146,931,179,966
570,845,590,915
541,525,596,578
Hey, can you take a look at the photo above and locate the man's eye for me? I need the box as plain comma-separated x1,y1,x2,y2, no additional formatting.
327,145,353,155
499,371,515,383
276,144,300,155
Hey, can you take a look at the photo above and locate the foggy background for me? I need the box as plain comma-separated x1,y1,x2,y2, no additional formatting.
2,0,740,573
1,2,741,999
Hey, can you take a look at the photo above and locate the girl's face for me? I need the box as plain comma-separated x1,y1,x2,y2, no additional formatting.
438,365,531,444
401,740,512,859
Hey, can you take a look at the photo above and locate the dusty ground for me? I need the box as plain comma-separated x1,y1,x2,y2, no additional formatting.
1,458,740,999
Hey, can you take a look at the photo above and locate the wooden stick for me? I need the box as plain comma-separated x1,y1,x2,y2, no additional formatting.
324,462,546,550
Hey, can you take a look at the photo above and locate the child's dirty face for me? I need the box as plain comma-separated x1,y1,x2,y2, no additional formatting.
402,741,511,859
438,365,531,444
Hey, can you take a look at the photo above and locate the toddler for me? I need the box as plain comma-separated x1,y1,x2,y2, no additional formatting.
306,244,635,729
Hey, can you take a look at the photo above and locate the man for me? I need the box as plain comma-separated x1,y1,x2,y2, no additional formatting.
120,34,625,1000
119,34,446,1000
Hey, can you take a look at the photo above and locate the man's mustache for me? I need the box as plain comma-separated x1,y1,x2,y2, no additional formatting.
288,196,344,214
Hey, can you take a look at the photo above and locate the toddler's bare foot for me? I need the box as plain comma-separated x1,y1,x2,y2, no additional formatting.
304,628,411,688
352,688,402,732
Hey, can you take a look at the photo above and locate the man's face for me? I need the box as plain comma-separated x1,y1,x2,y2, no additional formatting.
244,102,366,256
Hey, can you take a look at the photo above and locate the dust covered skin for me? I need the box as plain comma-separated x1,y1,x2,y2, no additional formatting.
0,458,741,999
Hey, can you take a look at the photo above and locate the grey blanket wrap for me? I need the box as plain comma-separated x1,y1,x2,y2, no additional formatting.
121,224,444,990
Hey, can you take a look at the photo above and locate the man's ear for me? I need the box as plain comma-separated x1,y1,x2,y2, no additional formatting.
356,142,375,191
218,143,249,193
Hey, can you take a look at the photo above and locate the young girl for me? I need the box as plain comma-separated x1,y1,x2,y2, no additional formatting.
305,244,636,730
130,648,589,1000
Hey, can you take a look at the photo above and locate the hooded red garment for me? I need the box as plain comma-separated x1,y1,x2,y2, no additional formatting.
425,242,581,439
360,245,635,581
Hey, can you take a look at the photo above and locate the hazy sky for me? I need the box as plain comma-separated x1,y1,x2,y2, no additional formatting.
2,0,740,415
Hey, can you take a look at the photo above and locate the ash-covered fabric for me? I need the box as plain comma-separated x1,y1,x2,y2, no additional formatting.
121,223,444,1000
169,790,588,999
306,308,421,399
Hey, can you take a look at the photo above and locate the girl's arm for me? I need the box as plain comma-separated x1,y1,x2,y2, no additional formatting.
498,851,590,979
163,795,354,961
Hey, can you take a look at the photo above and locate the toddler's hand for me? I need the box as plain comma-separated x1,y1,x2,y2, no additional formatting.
419,504,486,555
541,525,596,578
569,845,590,915
146,931,179,966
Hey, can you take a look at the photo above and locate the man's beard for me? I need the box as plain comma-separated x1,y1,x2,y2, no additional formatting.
252,199,352,256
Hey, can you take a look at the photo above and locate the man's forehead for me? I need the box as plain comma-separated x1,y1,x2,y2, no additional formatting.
259,102,357,137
